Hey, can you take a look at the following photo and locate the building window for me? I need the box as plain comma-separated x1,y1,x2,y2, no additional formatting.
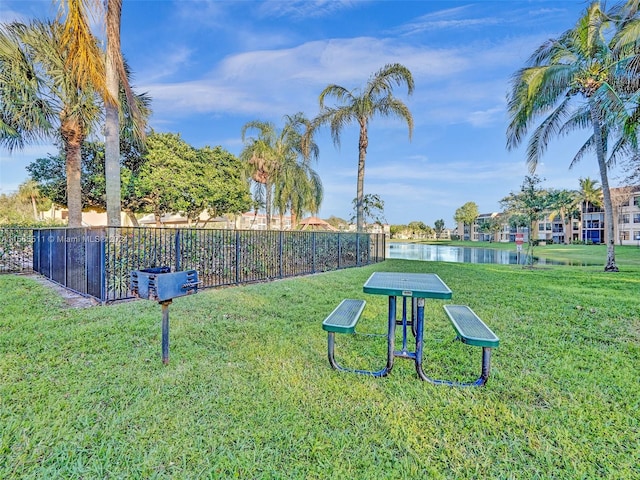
620,213,630,224
634,213,640,224
633,196,640,207
635,231,640,241
620,231,630,241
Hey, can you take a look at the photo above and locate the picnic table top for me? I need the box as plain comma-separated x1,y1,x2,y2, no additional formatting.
363,272,453,299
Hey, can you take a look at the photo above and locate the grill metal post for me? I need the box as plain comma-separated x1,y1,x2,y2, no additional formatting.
130,268,199,364
161,300,172,365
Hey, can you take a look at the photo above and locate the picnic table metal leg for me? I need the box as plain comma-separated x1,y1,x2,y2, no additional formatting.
411,297,418,337
382,295,395,373
326,326,391,378
415,301,493,386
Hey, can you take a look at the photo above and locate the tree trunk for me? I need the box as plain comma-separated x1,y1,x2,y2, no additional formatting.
65,140,83,228
31,196,39,221
265,181,272,230
105,0,122,227
126,210,139,226
589,101,618,272
356,120,368,232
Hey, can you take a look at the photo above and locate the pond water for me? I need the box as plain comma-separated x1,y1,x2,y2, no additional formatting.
387,243,566,265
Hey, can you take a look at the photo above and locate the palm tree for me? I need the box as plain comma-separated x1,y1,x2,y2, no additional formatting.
314,63,414,232
547,189,578,244
240,114,321,230
17,180,43,221
240,121,281,229
60,0,144,226
576,177,603,242
273,114,322,228
274,161,323,229
607,0,640,151
1,20,102,227
577,177,603,210
506,2,630,271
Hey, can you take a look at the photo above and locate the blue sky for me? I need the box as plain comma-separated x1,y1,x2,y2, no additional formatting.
0,0,619,227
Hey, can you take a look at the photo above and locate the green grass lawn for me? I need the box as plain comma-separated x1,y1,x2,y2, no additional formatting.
1,259,639,479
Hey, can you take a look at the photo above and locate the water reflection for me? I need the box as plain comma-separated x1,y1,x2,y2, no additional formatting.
387,243,566,265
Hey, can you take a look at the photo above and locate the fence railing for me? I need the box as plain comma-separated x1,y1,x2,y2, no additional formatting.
1,227,386,302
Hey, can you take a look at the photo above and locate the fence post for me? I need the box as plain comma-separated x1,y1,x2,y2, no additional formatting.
312,231,316,274
279,230,283,278
32,229,39,272
235,230,241,285
100,227,107,303
175,229,181,271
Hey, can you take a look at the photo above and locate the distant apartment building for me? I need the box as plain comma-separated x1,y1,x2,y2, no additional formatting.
614,186,640,245
458,185,640,245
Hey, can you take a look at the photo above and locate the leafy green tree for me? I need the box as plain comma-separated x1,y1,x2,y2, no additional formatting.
350,194,387,231
314,63,414,232
134,132,251,226
500,175,551,265
506,2,638,271
434,219,445,239
27,143,108,211
196,146,253,223
27,137,149,226
407,221,427,238
134,132,197,225
477,215,503,242
454,202,479,240
389,224,405,238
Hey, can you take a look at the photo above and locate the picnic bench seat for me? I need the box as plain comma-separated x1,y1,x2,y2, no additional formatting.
443,305,499,386
322,299,366,334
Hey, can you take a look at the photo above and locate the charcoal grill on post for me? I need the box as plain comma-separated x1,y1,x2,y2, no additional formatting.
130,267,199,364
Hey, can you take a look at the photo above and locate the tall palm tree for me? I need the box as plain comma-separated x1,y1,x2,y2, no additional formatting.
273,114,322,228
60,0,143,226
608,0,640,149
506,2,633,271
576,177,603,242
240,114,321,230
274,160,323,228
0,20,102,227
314,63,414,232
240,121,280,229
17,180,43,221
577,177,603,210
547,188,578,244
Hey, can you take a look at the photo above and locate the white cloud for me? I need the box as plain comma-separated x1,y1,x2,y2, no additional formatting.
257,0,362,19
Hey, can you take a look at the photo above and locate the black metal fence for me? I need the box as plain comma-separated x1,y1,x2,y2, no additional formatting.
1,227,386,302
